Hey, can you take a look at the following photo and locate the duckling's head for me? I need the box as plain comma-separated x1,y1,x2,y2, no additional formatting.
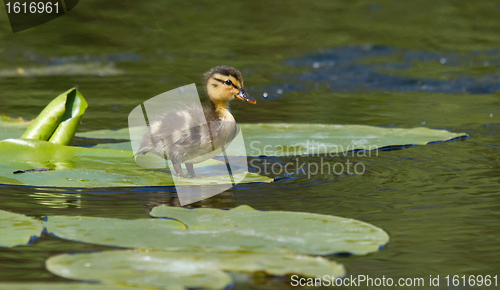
204,66,256,106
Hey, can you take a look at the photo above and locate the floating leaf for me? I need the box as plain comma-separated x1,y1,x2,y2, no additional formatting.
0,139,131,160
1,120,459,186
0,63,124,78
90,142,134,151
0,210,43,248
45,205,388,255
45,216,186,245
240,123,467,156
46,250,344,289
0,115,32,125
21,88,88,145
76,127,133,140
0,114,32,141
0,139,271,187
0,283,158,290
75,123,468,156
150,205,389,255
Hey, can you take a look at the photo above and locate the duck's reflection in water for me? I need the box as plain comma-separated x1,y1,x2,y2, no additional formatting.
22,184,237,218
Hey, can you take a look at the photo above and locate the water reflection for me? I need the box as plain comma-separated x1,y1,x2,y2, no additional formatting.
1,0,500,285
29,192,82,209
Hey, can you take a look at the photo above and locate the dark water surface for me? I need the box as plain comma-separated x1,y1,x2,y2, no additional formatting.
0,1,499,289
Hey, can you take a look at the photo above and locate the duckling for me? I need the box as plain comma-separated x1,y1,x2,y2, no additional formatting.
135,65,256,178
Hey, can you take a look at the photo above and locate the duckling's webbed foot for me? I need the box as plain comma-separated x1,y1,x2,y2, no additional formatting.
172,163,189,178
185,163,196,177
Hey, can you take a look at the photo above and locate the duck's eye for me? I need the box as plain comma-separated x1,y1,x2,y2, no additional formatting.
224,80,232,86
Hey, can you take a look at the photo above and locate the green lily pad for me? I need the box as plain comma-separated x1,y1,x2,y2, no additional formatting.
21,88,88,146
0,210,43,248
1,116,463,187
0,139,272,187
239,123,467,156
45,216,186,244
90,142,134,151
75,123,468,156
44,205,388,255
46,250,344,289
0,115,32,141
0,283,159,290
150,205,389,255
0,63,124,78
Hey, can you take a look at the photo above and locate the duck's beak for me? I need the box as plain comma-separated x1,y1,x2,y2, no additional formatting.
235,89,256,104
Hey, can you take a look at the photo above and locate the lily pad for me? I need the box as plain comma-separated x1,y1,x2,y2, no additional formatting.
1,116,463,187
0,139,272,187
44,205,389,255
45,215,186,244
0,63,124,78
46,250,344,289
0,115,32,141
0,283,158,290
239,123,468,156
151,205,389,255
75,123,468,156
21,88,88,145
0,210,43,248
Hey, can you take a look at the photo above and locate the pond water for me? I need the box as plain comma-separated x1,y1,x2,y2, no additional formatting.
0,0,499,289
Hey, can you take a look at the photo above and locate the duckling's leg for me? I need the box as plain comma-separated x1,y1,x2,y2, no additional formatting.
185,163,196,177
172,163,189,178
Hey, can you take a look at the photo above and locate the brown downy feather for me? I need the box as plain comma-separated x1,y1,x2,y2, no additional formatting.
135,66,242,164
